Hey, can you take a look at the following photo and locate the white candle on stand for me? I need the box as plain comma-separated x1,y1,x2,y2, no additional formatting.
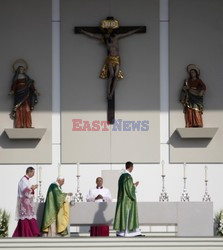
58,163,61,177
205,165,208,181
161,160,165,176
183,162,186,178
77,163,80,176
36,165,39,184
39,166,42,182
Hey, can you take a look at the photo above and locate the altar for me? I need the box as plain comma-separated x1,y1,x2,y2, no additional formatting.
37,202,213,237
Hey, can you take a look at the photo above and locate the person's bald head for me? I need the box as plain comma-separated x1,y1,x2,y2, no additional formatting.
57,176,65,187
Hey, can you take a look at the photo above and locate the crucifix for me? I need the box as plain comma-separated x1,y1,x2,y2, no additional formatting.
75,17,146,124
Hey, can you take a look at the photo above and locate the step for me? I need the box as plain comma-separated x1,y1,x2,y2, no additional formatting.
1,237,223,250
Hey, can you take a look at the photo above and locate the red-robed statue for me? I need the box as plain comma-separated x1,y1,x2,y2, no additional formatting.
9,59,39,128
180,64,206,128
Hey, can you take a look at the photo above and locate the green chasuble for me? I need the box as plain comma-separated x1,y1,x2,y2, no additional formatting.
41,183,68,235
113,172,139,232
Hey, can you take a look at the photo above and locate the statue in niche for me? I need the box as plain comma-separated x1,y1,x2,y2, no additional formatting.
79,17,143,100
8,59,39,128
180,64,206,128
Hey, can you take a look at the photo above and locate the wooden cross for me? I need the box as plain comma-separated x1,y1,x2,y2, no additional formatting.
75,18,146,124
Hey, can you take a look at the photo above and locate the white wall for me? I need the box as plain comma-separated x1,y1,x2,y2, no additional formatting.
0,0,223,236
169,0,223,163
0,0,52,164
60,0,160,164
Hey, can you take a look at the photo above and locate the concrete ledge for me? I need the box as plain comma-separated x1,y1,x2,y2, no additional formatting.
176,128,218,139
0,237,223,250
5,128,46,139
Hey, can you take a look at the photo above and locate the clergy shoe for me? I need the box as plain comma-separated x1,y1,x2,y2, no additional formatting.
135,234,145,237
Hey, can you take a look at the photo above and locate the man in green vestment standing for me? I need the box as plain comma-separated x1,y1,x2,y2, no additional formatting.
41,177,72,237
114,161,142,237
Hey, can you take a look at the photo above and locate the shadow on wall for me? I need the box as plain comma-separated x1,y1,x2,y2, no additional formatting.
93,202,113,225
36,203,44,230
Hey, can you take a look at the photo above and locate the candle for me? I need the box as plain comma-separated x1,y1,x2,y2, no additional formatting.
36,165,39,184
161,160,165,176
183,162,186,178
58,163,61,177
77,163,80,176
205,165,208,181
39,166,42,182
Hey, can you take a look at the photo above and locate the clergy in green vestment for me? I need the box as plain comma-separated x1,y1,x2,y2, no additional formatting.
114,161,142,237
41,177,72,237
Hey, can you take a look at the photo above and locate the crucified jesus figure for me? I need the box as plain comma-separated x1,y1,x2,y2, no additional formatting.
79,18,143,100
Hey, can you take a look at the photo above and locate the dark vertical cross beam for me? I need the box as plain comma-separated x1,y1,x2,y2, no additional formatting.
74,25,146,124
108,84,115,124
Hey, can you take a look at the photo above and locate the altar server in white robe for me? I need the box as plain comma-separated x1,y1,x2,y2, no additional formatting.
86,177,112,236
13,167,40,237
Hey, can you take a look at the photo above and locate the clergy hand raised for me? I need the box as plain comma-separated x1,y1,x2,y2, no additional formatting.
134,181,139,187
